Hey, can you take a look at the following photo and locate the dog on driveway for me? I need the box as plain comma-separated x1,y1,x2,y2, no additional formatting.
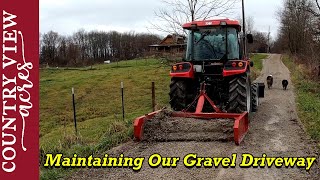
266,75,273,89
282,80,288,90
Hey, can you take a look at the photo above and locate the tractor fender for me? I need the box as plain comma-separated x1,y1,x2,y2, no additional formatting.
223,66,248,77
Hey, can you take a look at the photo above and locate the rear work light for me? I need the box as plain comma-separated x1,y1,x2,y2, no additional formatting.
220,21,227,26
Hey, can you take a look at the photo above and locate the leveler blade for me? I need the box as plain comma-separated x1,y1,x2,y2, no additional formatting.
133,110,162,141
233,112,249,145
133,110,249,145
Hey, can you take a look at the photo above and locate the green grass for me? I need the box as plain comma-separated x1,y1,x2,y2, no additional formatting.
40,59,170,179
282,55,320,146
250,53,268,72
250,53,268,80
40,55,267,179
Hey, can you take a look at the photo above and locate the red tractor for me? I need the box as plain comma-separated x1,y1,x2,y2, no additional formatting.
169,18,262,114
133,18,265,145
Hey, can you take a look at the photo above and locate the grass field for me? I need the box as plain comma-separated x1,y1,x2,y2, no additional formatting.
250,53,268,80
282,56,320,146
40,55,267,179
40,59,170,179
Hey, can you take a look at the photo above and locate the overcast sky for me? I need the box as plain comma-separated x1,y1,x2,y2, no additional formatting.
40,0,283,39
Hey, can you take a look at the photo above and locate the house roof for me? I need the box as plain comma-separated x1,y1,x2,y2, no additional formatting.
149,34,186,47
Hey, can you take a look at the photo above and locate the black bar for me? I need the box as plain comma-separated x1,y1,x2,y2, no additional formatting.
152,82,155,111
121,82,125,121
242,0,247,57
72,88,77,136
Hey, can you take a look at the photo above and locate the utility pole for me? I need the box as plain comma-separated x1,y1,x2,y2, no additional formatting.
242,0,247,57
267,26,271,53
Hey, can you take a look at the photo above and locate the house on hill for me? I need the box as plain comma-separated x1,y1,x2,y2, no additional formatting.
149,34,186,54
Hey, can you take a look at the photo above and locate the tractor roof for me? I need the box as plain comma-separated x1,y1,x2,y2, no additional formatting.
183,18,241,30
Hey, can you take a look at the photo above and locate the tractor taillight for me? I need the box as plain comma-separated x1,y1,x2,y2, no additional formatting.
173,66,177,71
232,62,237,67
171,62,192,74
179,65,183,70
225,61,247,70
170,62,194,78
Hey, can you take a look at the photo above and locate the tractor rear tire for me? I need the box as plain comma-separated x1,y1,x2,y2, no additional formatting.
227,73,252,113
251,83,259,112
169,78,193,111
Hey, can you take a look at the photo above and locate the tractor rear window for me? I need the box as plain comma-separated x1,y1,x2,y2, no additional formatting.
186,27,240,61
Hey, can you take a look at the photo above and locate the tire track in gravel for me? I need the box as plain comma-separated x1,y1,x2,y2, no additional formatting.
69,54,319,180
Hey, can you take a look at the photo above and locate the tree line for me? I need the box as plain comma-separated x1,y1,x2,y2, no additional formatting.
40,30,161,67
273,0,320,78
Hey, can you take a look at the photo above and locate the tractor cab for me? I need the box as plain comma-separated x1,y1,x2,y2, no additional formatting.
183,19,243,62
171,18,253,79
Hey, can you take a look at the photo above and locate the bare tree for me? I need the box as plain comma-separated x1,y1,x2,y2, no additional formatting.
41,31,60,66
249,31,269,53
237,15,254,34
73,29,87,61
301,0,320,22
274,0,320,79
150,0,238,35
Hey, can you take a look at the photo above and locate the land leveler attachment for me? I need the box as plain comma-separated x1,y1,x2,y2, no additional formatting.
133,83,249,145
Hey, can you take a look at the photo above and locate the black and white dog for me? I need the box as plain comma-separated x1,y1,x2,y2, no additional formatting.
266,75,273,89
